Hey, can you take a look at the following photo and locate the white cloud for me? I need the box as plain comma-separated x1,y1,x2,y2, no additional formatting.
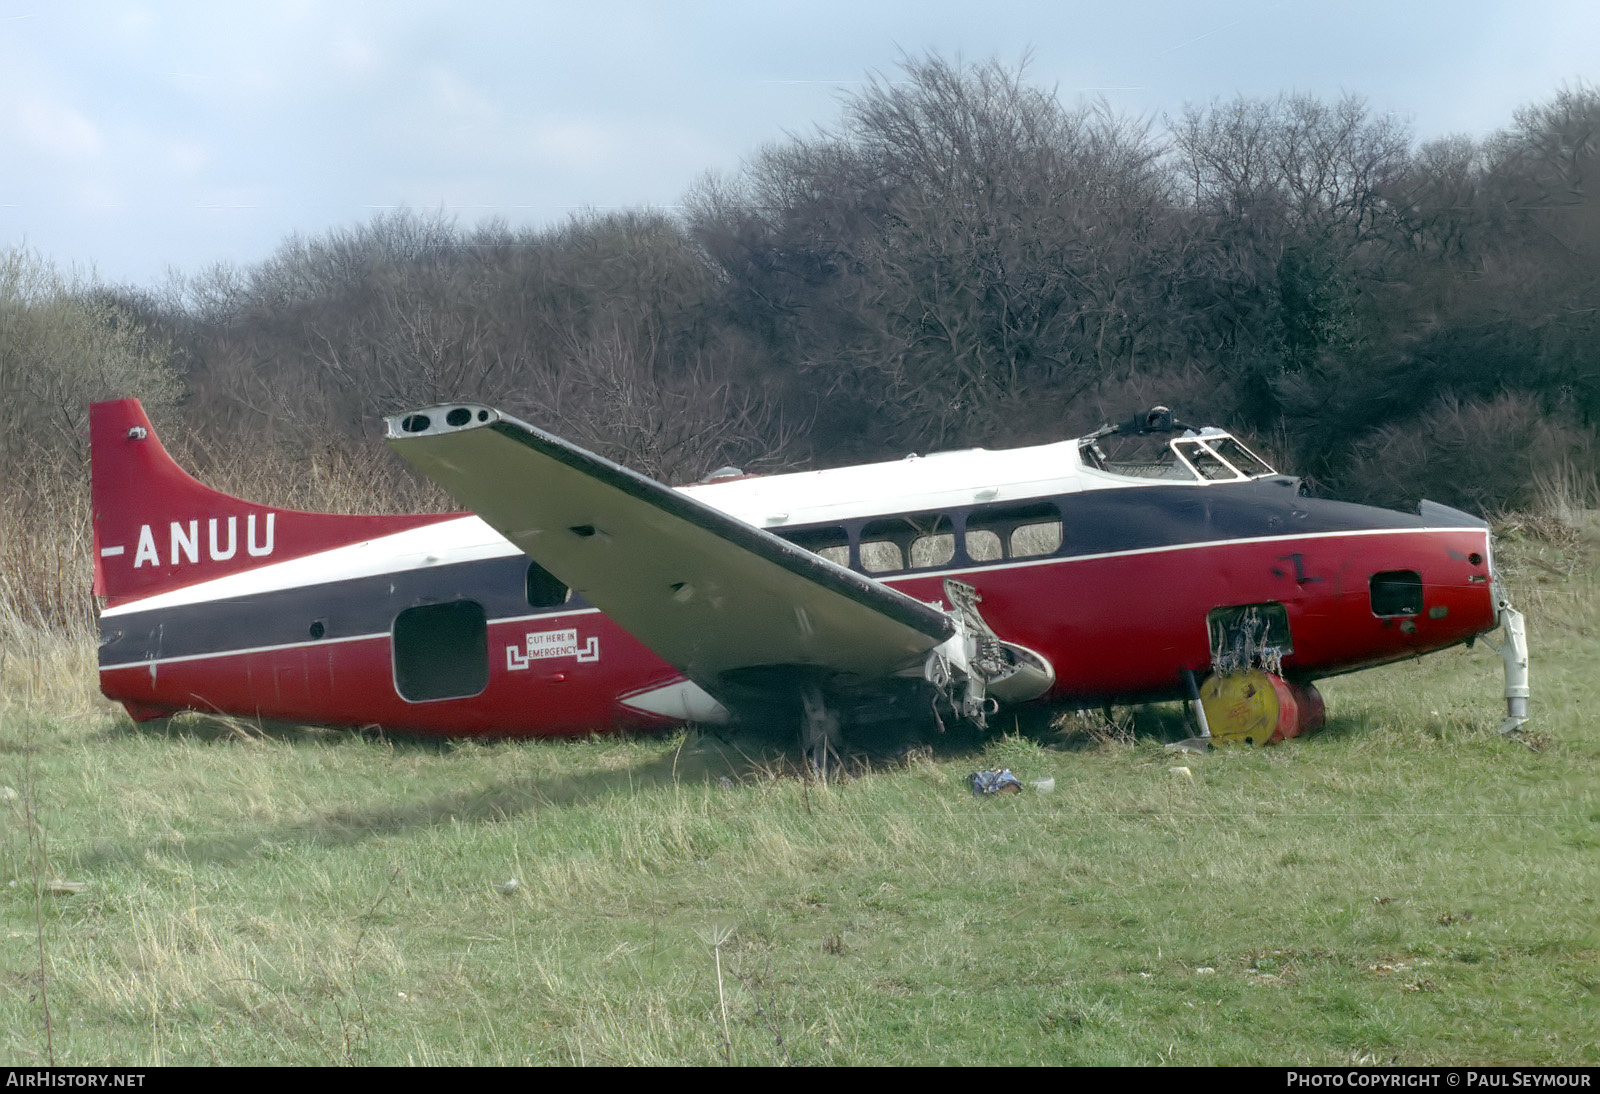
11,94,103,160
71,179,123,209
411,65,623,171
164,139,210,176
193,184,269,210
335,37,380,77
526,120,621,170
423,65,496,123
109,6,157,39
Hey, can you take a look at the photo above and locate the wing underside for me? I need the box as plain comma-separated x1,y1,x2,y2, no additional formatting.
384,405,955,698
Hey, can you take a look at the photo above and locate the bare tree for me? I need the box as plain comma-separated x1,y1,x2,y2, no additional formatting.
690,54,1179,458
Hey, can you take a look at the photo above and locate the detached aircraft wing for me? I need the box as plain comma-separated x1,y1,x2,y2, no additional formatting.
384,405,955,697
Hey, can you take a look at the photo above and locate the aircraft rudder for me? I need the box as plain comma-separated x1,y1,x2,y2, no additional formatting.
91,399,242,601
89,398,458,606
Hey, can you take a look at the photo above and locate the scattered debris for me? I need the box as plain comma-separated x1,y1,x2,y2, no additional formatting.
1169,766,1193,779
0,786,18,802
47,881,88,896
968,769,1024,795
1505,727,1551,752
496,879,520,895
1028,776,1056,793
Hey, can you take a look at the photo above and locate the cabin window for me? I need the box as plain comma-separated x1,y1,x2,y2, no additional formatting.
1010,520,1063,559
526,561,570,609
392,600,490,702
909,523,956,568
782,525,851,568
857,514,956,573
966,502,1063,562
1370,571,1424,617
859,519,906,574
965,530,1003,562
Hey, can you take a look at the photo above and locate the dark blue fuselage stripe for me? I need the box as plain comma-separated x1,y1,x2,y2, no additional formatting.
98,555,582,667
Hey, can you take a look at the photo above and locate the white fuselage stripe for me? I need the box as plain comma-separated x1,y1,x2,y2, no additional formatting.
100,515,518,617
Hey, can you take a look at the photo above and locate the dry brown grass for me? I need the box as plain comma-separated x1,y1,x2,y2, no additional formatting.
0,411,452,695
0,612,101,724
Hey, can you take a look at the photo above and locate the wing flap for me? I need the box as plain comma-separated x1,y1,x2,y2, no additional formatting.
385,405,954,692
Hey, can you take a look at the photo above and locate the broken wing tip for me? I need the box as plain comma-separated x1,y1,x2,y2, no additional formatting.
384,403,503,440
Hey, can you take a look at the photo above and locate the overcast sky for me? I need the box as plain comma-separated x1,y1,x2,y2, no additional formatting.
3,0,1596,289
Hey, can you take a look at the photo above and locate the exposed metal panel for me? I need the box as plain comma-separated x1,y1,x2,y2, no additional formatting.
385,405,954,693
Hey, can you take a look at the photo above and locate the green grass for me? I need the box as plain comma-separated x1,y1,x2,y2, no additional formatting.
1,534,1597,1065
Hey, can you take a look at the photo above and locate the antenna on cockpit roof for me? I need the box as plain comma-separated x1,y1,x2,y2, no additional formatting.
1086,405,1194,441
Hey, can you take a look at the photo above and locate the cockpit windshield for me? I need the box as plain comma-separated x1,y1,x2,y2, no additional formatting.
1079,433,1196,480
1204,436,1274,477
1079,430,1276,484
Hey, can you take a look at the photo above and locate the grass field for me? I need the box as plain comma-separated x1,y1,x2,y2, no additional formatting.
1,527,1596,1065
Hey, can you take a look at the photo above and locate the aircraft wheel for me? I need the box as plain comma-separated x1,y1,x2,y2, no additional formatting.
1199,670,1322,745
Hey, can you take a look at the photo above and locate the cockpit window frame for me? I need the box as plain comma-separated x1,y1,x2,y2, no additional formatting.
1206,436,1275,477
1173,440,1240,481
1086,431,1276,485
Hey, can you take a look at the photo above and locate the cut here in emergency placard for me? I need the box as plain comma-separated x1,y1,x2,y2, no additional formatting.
506,628,600,670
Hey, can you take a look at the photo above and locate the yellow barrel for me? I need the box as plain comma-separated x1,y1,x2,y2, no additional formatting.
1199,670,1323,745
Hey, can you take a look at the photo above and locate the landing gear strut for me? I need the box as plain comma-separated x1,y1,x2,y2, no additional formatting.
1485,591,1530,736
800,684,841,778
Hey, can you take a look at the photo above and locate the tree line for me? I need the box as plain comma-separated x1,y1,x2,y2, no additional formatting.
2,56,1596,627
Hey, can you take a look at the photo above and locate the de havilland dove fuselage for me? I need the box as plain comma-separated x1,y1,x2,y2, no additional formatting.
91,399,1529,747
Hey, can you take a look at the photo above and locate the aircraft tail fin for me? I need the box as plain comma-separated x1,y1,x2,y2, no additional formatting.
91,400,453,606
